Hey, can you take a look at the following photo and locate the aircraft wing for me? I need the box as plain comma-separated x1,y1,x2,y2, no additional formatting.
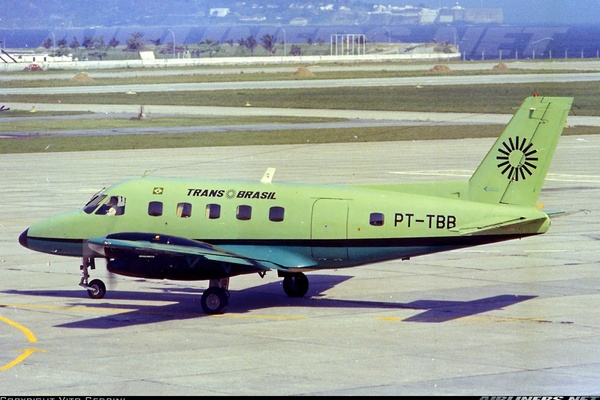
87,233,279,272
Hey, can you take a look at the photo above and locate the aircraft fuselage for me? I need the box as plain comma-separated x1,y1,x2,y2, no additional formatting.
20,176,550,279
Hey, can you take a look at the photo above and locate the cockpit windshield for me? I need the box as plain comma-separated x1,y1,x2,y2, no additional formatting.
83,194,106,214
83,193,126,216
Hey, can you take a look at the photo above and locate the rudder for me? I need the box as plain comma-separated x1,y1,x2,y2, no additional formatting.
468,96,573,207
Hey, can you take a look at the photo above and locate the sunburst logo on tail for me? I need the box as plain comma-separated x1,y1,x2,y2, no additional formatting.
496,136,538,181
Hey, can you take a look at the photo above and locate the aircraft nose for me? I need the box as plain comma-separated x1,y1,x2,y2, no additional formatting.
19,228,29,248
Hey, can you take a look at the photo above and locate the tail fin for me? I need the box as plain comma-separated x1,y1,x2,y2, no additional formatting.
469,96,573,207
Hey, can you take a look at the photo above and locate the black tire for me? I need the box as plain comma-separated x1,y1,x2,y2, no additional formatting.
201,287,229,314
87,279,106,299
282,273,309,297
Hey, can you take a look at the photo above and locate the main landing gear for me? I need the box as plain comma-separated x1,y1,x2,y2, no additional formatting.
281,273,309,298
200,272,309,315
201,278,230,315
79,257,106,299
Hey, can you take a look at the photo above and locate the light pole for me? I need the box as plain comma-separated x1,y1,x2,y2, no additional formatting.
51,31,55,55
453,27,457,49
383,26,390,44
280,26,286,56
168,29,176,58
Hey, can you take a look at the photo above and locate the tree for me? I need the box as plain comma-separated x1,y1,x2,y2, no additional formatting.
260,34,276,55
42,38,52,50
82,36,93,49
108,38,119,49
161,41,175,55
56,38,69,56
81,36,105,51
70,37,80,51
125,32,146,52
196,39,220,57
290,45,302,56
242,35,257,56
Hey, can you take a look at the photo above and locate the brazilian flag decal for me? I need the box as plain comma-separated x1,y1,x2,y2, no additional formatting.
153,187,164,195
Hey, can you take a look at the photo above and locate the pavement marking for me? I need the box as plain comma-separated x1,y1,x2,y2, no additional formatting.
0,314,37,343
0,314,45,371
1,348,46,371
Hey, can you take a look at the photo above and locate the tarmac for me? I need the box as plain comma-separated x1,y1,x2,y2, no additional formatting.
1,135,599,395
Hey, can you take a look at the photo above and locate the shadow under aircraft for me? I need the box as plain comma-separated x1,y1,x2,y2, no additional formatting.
4,274,537,329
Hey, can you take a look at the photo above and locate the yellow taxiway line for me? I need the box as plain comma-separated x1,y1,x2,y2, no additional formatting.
0,315,44,371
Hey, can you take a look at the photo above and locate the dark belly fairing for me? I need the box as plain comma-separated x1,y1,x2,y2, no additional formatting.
105,251,263,280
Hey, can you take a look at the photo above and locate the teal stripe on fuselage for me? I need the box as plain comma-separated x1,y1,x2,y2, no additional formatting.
24,232,535,268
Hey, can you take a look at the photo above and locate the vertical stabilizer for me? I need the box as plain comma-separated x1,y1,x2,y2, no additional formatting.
469,96,573,207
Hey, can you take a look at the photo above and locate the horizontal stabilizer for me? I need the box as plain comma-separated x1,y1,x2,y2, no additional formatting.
544,209,589,219
453,215,549,236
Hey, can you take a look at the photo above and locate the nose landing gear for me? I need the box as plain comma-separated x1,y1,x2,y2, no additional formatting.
79,257,107,299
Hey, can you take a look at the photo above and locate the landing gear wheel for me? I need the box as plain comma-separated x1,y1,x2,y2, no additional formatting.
201,287,229,314
87,279,106,299
283,273,309,297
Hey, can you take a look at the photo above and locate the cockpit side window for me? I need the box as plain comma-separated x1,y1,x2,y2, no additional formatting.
95,196,126,216
84,194,106,214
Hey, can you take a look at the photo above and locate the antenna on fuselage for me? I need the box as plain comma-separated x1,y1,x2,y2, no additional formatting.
260,167,276,183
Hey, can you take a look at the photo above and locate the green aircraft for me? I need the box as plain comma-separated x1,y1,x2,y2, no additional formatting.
19,96,574,314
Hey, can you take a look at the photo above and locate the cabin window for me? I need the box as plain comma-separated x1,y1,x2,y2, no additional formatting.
269,206,285,222
236,205,252,221
148,201,163,217
176,202,192,218
206,203,221,219
370,212,385,226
